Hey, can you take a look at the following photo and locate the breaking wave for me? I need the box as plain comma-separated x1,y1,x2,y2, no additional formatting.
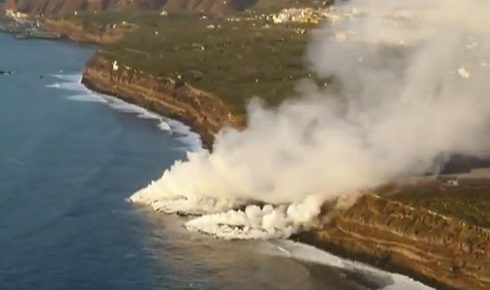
267,240,435,290
66,94,107,103
48,73,202,151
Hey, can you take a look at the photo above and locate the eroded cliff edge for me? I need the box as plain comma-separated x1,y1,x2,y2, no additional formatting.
82,52,242,149
297,194,490,290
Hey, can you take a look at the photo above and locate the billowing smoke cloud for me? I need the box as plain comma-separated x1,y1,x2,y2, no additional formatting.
131,0,490,239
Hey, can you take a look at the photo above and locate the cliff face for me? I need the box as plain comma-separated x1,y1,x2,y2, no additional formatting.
298,195,490,290
82,53,242,148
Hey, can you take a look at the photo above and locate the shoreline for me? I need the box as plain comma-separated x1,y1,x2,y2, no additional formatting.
293,233,453,290
81,74,211,150
296,194,490,290
79,49,485,290
66,74,203,151
29,16,489,290
79,68,445,290
78,61,454,289
80,52,242,150
273,239,437,290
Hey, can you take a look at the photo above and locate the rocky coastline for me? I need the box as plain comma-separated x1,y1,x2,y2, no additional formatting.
295,194,490,290
82,50,490,290
82,52,242,149
40,17,490,290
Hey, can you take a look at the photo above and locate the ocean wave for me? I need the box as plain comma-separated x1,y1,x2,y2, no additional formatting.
164,118,203,152
51,73,83,83
268,240,436,290
47,73,202,150
46,83,62,89
102,98,169,132
66,94,108,103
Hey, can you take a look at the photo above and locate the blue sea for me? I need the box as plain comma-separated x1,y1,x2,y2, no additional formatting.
0,33,434,290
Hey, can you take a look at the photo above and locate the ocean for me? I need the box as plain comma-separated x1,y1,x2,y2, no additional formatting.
0,33,434,290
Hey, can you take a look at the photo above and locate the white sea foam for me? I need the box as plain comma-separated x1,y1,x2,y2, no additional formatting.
164,118,204,152
157,121,172,132
268,240,435,290
66,94,108,103
47,73,202,150
51,73,83,83
46,83,62,89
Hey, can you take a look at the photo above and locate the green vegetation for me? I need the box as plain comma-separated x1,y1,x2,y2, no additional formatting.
66,11,313,114
251,0,326,14
386,180,490,229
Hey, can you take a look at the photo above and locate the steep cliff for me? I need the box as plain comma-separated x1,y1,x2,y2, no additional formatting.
82,53,242,148
297,194,490,290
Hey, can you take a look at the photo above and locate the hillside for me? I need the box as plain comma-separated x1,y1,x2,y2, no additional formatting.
2,0,325,15
298,179,490,290
37,10,317,147
44,12,313,114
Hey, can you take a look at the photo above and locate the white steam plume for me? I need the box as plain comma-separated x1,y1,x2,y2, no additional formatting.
131,0,490,239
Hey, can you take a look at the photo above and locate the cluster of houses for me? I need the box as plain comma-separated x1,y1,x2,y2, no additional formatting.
271,8,329,24
4,9,30,23
270,7,360,24
225,7,360,26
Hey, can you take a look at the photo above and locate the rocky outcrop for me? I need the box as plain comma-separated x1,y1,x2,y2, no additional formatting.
297,195,490,290
82,53,242,148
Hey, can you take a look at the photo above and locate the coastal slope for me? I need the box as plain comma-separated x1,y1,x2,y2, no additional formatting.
2,0,324,15
298,193,490,290
82,53,241,148
3,0,232,15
